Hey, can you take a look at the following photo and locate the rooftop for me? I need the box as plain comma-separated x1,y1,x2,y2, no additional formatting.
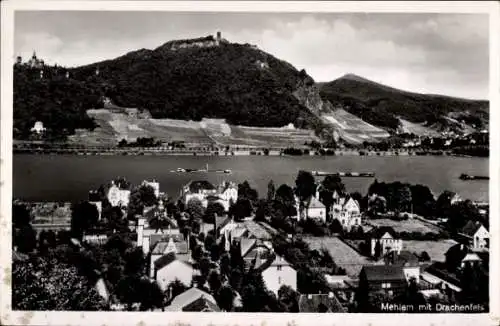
361,265,405,282
460,220,486,237
166,287,218,312
298,293,346,313
186,180,215,193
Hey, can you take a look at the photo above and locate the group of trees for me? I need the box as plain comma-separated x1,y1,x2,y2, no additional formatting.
118,137,162,148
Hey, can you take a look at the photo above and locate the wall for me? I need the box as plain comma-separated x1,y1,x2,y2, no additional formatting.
262,264,297,296
156,261,194,292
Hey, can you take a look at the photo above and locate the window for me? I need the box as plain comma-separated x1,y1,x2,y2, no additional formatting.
382,283,391,289
277,265,282,271
278,276,282,284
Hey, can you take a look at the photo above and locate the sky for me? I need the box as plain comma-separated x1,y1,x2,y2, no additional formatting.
14,11,489,99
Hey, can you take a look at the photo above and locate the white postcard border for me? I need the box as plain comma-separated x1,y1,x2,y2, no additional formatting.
1,1,499,325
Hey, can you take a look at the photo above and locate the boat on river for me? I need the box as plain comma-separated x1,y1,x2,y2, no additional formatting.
459,173,489,181
312,171,375,177
171,164,231,174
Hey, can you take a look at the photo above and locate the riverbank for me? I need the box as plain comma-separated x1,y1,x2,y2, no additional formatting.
13,147,470,158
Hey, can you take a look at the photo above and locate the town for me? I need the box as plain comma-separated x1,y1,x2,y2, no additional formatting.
12,171,489,312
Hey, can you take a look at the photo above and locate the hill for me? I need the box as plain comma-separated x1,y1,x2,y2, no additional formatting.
13,34,334,141
318,74,489,132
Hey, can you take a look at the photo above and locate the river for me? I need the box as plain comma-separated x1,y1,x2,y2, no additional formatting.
13,154,489,203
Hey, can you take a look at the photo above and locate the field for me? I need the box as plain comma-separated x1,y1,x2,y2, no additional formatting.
398,118,440,137
367,218,442,234
303,236,381,277
71,108,321,147
402,240,458,262
322,109,390,144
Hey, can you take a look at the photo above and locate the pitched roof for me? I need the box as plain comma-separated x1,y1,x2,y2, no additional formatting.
307,195,325,209
240,238,257,257
298,293,346,313
154,252,192,270
243,221,272,240
187,180,215,193
183,296,221,312
460,221,485,237
149,234,186,252
462,253,481,262
384,250,419,267
166,287,217,312
361,265,405,282
369,226,399,239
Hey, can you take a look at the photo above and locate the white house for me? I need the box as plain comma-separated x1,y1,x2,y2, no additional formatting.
330,197,361,230
107,181,131,207
182,180,237,212
136,215,179,255
261,254,297,296
370,227,403,257
459,221,489,251
154,252,196,292
149,237,191,278
30,121,46,134
301,190,326,222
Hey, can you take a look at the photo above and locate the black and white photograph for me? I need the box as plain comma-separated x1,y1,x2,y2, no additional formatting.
1,1,499,325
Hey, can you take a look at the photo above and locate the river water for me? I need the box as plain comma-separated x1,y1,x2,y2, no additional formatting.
13,154,489,203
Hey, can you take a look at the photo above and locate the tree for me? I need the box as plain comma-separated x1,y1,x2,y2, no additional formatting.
70,201,99,239
186,198,205,221
208,270,222,294
106,206,128,233
217,285,235,312
295,170,316,203
410,184,436,217
238,181,259,203
322,174,345,195
436,190,455,218
127,185,157,219
167,279,188,301
13,203,31,228
124,247,145,275
205,201,225,223
393,184,412,213
230,198,253,221
267,180,275,201
374,240,382,259
14,224,37,253
420,251,431,262
278,285,299,312
12,258,107,310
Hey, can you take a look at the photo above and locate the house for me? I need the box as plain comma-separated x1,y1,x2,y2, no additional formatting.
384,250,420,283
30,121,46,134
330,197,361,230
301,190,327,222
142,179,160,198
182,180,237,212
459,221,489,251
369,227,403,257
154,252,196,292
165,287,220,312
107,180,131,207
450,193,462,205
358,265,407,297
149,236,191,278
136,214,180,255
239,240,296,295
298,292,347,312
460,253,482,269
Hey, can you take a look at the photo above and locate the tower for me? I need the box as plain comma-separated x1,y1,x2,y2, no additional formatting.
215,31,221,45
